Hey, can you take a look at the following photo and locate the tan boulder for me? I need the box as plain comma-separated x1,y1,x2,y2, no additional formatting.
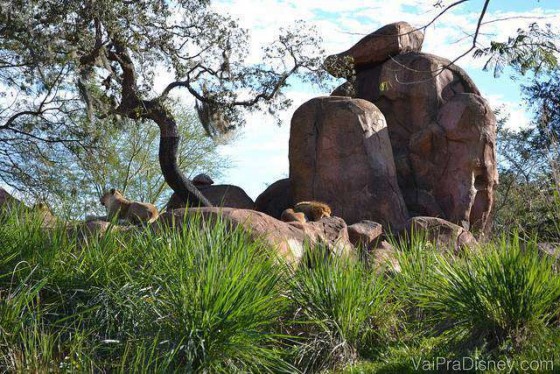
289,96,409,229
324,22,424,77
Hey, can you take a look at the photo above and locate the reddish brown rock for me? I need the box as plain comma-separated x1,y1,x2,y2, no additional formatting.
370,240,401,273
329,49,497,232
166,184,254,211
305,216,355,259
155,208,356,266
347,220,383,248
254,178,293,219
404,216,478,252
325,22,424,77
289,96,409,229
436,94,497,232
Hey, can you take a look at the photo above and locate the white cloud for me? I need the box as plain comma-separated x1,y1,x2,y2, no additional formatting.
486,94,532,131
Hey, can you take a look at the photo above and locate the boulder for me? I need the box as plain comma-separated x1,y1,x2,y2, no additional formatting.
289,96,409,229
254,178,293,219
324,22,424,77
193,173,214,186
155,208,356,266
330,50,497,232
305,217,355,259
436,94,498,232
166,184,254,211
404,216,478,252
370,240,401,273
347,220,383,248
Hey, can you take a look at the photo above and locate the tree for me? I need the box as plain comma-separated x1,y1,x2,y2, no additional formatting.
0,0,326,206
10,106,231,219
492,106,560,240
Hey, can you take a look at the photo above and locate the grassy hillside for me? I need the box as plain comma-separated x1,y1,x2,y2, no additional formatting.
1,209,559,373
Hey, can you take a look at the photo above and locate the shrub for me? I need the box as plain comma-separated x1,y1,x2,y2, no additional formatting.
288,249,396,372
409,236,560,349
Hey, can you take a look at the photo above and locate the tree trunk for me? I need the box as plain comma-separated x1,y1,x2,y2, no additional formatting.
149,105,213,207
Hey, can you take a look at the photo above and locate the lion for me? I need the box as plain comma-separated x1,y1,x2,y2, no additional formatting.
280,208,306,224
281,201,332,223
100,188,159,224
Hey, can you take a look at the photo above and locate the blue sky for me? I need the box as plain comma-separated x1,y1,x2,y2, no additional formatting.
209,0,560,199
3,1,557,201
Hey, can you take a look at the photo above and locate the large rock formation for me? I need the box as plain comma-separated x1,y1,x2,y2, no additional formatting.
289,96,409,229
325,22,498,233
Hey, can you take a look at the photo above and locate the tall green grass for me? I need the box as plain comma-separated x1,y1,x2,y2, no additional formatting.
2,206,560,373
0,209,292,372
400,235,560,349
287,249,396,372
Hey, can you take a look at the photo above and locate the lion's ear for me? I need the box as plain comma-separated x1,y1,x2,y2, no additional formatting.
110,188,116,194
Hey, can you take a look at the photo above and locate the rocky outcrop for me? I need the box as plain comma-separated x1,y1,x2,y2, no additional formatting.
326,22,498,233
156,208,356,266
254,178,293,219
289,96,409,229
167,184,254,211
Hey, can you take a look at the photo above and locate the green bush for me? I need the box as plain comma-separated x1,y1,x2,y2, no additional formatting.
407,236,560,349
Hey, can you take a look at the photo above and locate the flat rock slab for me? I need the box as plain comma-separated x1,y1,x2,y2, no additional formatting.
156,208,356,266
